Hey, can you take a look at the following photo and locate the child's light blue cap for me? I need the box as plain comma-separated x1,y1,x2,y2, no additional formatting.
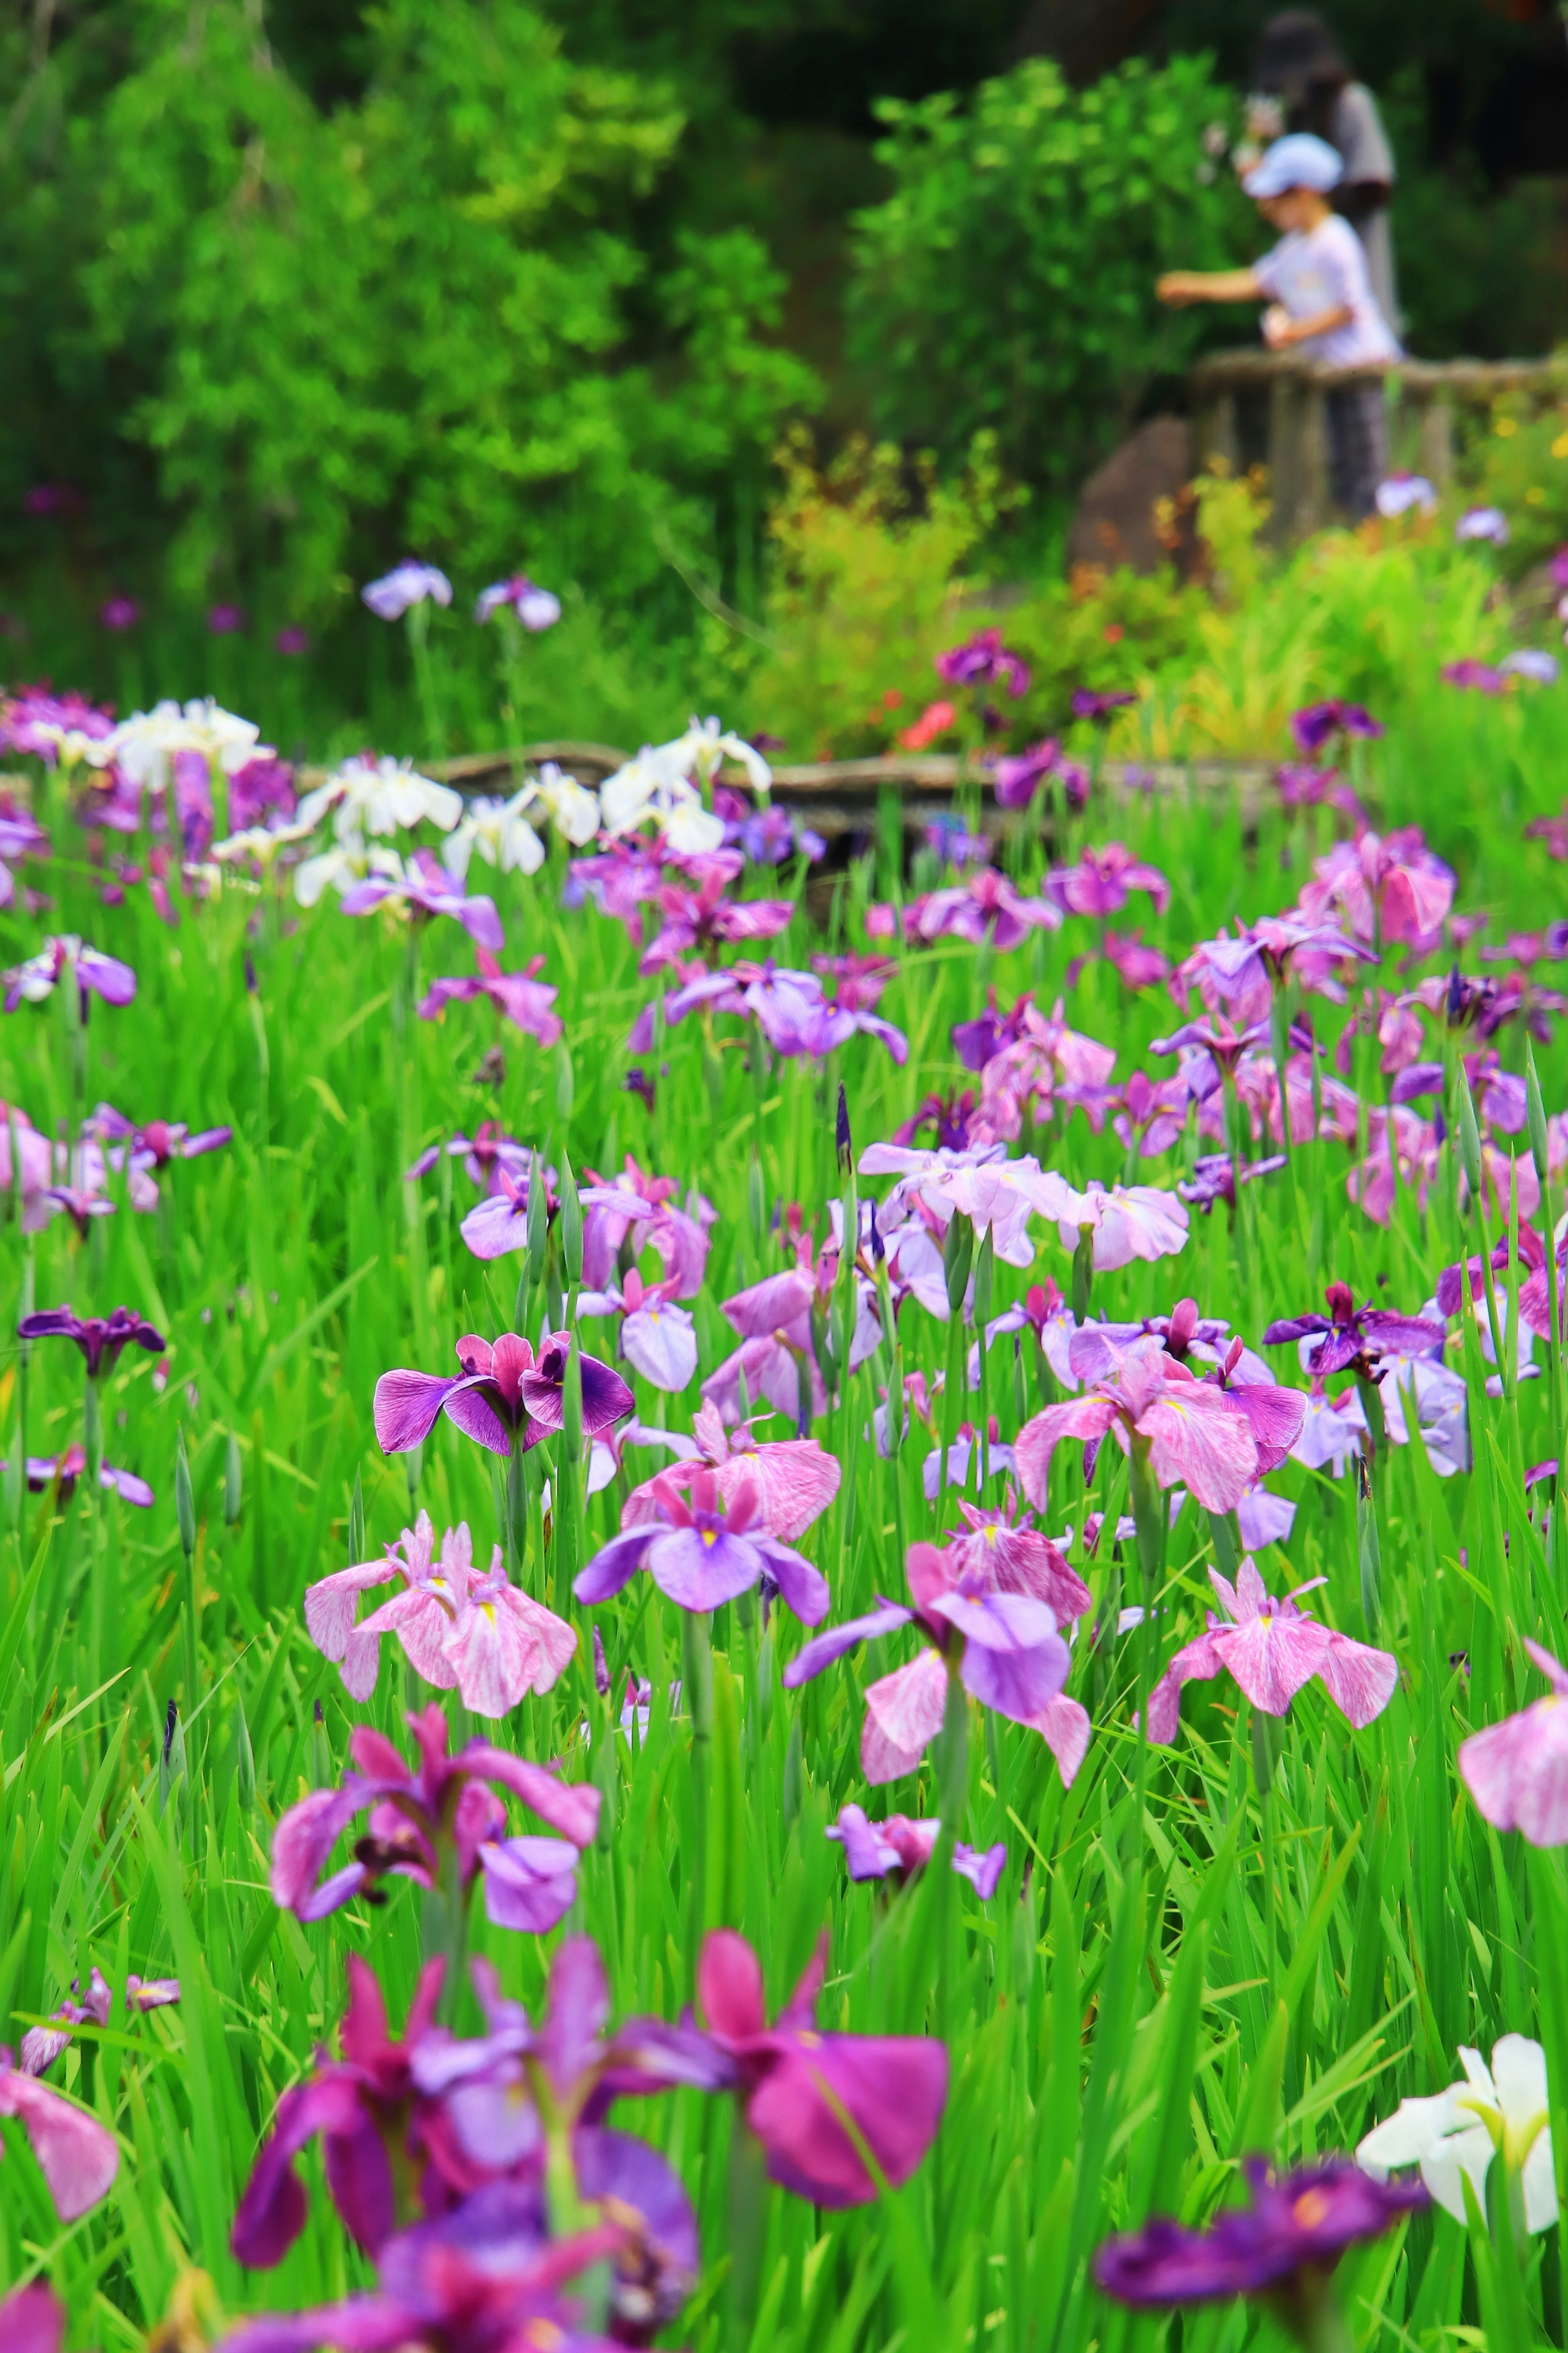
1243,133,1343,199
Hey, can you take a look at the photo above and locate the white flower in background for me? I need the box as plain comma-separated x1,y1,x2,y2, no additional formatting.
532,761,601,846
293,840,402,911
441,788,546,882
675,715,773,797
1358,2034,1556,2233
294,756,462,841
212,819,315,870
362,562,453,621
89,699,268,793
600,718,769,854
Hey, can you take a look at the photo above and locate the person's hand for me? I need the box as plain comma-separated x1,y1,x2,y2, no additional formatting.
1262,303,1295,348
1156,273,1199,306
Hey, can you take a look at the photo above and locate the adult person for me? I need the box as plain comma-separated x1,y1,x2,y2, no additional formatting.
1253,10,1399,334
1157,133,1399,520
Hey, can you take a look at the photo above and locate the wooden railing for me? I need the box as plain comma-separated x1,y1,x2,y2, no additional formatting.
1189,350,1567,543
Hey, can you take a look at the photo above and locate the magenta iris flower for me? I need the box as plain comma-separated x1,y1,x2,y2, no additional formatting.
1443,659,1508,695
1095,2156,1425,2315
1298,827,1456,948
581,1154,716,1297
828,1802,1007,1896
868,868,1061,951
207,602,247,634
1179,1152,1287,1212
648,958,909,1065
0,2047,119,2219
18,1303,164,1378
699,1928,948,2206
374,1329,633,1460
1070,686,1137,723
9,1447,154,1506
274,626,310,656
637,870,795,974
341,848,503,950
1263,1282,1444,1378
98,595,140,631
1459,1639,1568,1844
0,2282,62,2353
576,1463,829,1622
988,737,1059,807
1146,1558,1397,1741
620,1400,841,1542
90,1103,232,1173
935,628,1030,696
784,1536,1070,1783
417,947,562,1044
1047,841,1169,919
269,1703,599,1927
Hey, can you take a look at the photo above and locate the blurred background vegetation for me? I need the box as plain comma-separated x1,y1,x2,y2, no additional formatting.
2,0,1566,755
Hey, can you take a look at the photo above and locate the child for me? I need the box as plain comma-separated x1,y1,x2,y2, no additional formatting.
1157,131,1399,522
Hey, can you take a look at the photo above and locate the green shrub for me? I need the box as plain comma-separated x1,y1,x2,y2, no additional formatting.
845,53,1252,497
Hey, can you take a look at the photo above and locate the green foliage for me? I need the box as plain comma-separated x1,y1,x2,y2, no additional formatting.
0,0,818,622
845,54,1253,496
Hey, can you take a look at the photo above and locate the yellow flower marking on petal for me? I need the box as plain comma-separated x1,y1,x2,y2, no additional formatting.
1292,2189,1332,2228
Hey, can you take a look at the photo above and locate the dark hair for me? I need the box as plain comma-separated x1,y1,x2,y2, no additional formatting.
1254,10,1350,140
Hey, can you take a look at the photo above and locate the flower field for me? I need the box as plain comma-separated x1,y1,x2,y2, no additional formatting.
7,595,1568,2352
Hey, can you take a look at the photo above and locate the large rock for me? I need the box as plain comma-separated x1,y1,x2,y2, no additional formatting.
1067,416,1195,578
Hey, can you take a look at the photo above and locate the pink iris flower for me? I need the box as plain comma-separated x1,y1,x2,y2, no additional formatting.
783,1537,1075,1784
1459,1640,1568,1844
576,1462,829,1622
0,2283,61,2353
699,1928,948,2206
1297,827,1456,948
1145,1558,1398,1742
1016,1336,1260,1516
637,869,795,974
305,1514,575,1713
417,947,563,1045
19,1966,179,2078
0,2048,118,2219
580,1154,716,1298
1040,1173,1190,1271
869,867,1062,952
340,847,503,951
620,1399,841,1542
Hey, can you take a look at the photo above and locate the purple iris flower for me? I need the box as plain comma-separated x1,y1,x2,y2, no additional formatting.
18,1303,164,1378
229,754,296,829
1263,1281,1444,1379
474,573,561,629
340,848,503,950
458,1163,647,1263
3,935,136,1014
783,1537,1069,1783
6,1448,154,1507
1069,687,1137,723
1442,659,1508,695
827,1803,1006,1897
361,562,453,621
1178,1153,1287,1213
575,1463,830,1623
417,947,563,1045
207,602,247,634
987,737,1061,809
868,869,1061,952
20,1966,178,2076
1290,700,1383,756
268,1702,599,1929
0,689,111,763
637,870,796,975
1047,842,1169,919
699,1928,948,2207
227,2186,632,2353
374,1328,633,1460
98,595,140,631
645,959,908,1065
715,785,824,865
274,626,310,656
1095,2155,1427,2315
935,628,1030,696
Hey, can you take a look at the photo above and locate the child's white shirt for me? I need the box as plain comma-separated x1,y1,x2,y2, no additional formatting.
1252,214,1399,367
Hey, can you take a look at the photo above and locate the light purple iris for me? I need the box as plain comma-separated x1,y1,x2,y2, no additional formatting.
868,868,1061,952
374,1328,633,1460
784,1537,1070,1783
577,1265,697,1392
270,1703,599,1928
581,1154,715,1297
3,935,136,1013
1502,649,1560,685
90,1103,232,1174
1047,841,1169,920
1458,1639,1568,1844
827,1803,1007,1897
1145,1557,1398,1742
417,947,562,1044
474,574,561,629
340,848,503,950
638,869,795,975
643,958,909,1065
575,1464,829,1623
7,1448,154,1507
18,1303,164,1378
361,562,453,620
1456,506,1510,545
20,1965,178,2076
458,1164,646,1263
